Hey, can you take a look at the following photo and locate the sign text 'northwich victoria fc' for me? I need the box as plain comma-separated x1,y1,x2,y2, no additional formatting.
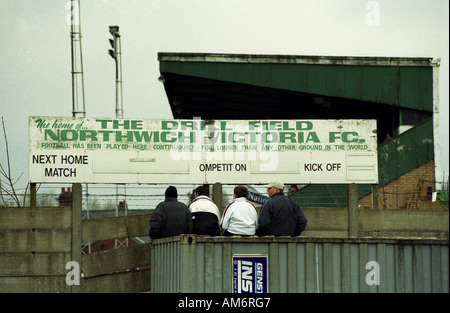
29,117,378,184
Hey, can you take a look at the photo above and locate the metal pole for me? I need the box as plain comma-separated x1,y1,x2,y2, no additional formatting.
117,34,123,119
110,28,123,119
109,26,126,248
70,0,86,117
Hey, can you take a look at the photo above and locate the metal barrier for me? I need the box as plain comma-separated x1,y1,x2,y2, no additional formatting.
151,235,449,293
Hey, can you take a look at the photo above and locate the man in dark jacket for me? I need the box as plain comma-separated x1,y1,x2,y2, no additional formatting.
149,186,193,240
256,181,307,236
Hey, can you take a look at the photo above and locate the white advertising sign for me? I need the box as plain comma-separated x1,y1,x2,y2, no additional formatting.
29,117,378,184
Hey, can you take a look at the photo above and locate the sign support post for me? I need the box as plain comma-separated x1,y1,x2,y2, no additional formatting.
70,183,82,293
30,182,37,207
347,183,360,237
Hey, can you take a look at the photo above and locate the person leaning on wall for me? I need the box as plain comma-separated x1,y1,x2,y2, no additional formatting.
189,185,221,236
149,186,193,240
220,185,258,236
256,181,307,237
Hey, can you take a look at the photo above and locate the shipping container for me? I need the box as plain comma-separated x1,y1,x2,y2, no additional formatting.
151,235,449,293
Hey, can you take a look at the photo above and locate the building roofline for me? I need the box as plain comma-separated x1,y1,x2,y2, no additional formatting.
158,52,439,67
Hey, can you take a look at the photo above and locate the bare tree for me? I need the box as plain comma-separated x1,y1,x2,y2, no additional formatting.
0,116,28,207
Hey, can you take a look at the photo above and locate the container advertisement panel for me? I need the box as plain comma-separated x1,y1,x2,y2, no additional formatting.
232,254,268,293
28,116,378,184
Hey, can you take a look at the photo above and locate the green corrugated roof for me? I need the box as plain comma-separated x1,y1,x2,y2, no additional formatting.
159,53,436,112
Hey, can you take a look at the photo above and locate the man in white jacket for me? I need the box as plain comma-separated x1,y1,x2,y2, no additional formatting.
220,185,258,236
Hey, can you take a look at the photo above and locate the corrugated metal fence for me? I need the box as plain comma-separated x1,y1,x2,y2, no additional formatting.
151,235,448,293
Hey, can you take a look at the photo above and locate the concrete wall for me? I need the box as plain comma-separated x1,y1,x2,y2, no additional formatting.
0,207,75,292
0,184,151,293
301,207,449,239
1,182,447,293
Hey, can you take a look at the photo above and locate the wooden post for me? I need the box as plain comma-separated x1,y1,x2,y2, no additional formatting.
212,182,223,215
347,183,359,237
71,183,82,293
30,183,37,207
371,184,379,210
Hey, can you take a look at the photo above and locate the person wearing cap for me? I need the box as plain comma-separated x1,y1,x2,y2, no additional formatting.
149,186,193,240
256,181,307,237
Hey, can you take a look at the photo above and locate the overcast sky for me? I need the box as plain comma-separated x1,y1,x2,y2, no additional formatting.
0,0,448,196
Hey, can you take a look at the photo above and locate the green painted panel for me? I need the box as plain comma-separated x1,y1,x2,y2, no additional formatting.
378,117,434,184
399,67,433,111
341,66,361,101
290,118,434,208
160,61,433,112
290,184,372,208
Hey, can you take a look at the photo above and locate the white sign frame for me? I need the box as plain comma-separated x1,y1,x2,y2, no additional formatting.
29,117,378,184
